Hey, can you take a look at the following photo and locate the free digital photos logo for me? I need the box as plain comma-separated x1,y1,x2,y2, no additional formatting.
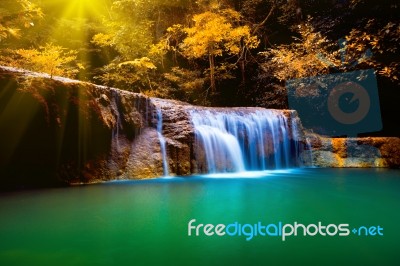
187,219,384,242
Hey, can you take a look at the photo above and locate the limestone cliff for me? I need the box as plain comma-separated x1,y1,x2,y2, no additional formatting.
0,66,398,189
0,66,146,188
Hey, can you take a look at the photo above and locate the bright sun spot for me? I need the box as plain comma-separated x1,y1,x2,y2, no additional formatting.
63,0,107,19
41,0,110,48
43,0,109,20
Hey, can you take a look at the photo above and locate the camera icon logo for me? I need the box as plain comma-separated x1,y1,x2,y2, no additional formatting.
327,80,370,125
287,69,382,136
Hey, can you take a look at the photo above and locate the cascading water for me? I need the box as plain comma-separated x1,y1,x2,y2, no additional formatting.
156,106,169,176
110,90,122,150
190,109,302,173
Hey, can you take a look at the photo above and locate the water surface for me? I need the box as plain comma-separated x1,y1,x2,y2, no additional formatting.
0,168,399,265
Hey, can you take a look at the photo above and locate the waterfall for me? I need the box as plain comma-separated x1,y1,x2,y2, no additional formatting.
110,90,121,150
156,106,169,176
190,109,301,173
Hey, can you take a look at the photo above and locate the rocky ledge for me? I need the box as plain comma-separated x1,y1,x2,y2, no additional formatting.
307,133,400,168
0,66,398,189
0,66,305,187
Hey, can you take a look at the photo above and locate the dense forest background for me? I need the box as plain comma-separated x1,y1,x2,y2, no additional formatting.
0,0,399,134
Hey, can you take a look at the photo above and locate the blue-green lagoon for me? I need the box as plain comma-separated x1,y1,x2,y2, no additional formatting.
0,168,399,265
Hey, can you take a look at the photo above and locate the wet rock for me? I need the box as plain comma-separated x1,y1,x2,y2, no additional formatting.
124,128,163,178
99,93,110,106
307,133,400,168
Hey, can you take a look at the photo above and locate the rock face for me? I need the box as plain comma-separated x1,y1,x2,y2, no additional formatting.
0,67,201,188
307,133,400,168
0,66,149,188
0,66,398,189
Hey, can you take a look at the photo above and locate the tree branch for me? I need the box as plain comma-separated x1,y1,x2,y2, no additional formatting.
252,4,276,35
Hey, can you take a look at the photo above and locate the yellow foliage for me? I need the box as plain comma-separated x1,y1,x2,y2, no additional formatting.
181,9,259,59
13,43,79,78
166,24,182,33
0,0,43,40
91,33,114,47
148,41,169,67
178,8,259,91
6,28,21,38
261,23,340,81
118,57,157,70
77,63,86,70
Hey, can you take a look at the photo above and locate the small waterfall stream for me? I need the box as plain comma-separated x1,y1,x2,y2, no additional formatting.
190,109,302,173
110,90,122,150
156,106,169,176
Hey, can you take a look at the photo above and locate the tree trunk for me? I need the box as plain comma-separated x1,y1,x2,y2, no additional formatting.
209,53,216,92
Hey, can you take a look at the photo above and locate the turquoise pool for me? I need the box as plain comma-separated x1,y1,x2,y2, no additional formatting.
0,168,399,265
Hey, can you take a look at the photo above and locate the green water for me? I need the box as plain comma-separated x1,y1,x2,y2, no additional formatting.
0,168,399,266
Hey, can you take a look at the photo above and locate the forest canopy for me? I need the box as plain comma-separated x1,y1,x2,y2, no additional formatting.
0,0,399,108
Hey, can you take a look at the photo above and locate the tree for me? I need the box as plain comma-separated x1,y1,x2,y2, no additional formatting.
90,0,194,94
0,0,43,41
95,57,159,93
163,67,207,104
254,1,400,111
343,21,399,82
10,43,81,78
259,4,400,83
91,0,191,61
260,22,340,82
179,8,259,92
